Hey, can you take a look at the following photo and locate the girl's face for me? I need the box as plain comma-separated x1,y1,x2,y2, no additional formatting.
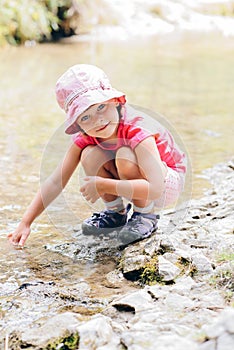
75,99,120,139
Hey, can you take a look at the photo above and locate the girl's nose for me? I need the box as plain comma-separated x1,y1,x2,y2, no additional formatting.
90,113,97,124
95,114,103,125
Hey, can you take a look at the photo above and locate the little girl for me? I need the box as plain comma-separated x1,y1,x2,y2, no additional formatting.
8,64,186,247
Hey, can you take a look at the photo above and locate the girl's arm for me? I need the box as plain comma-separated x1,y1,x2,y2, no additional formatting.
8,143,82,247
81,137,167,202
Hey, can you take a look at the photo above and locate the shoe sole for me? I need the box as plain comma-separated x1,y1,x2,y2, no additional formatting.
82,224,125,236
118,227,158,249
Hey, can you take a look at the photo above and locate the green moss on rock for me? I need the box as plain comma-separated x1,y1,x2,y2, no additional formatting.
46,332,79,350
140,255,164,285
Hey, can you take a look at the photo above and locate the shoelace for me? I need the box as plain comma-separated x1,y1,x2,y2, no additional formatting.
92,203,132,219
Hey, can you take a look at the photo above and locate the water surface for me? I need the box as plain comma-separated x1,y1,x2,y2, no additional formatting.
0,32,233,336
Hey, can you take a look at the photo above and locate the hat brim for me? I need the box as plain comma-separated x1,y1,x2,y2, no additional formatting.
65,89,126,135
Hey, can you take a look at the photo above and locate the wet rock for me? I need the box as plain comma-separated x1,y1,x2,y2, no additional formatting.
187,208,209,220
16,279,107,318
191,252,214,274
77,315,120,350
171,276,196,295
206,308,234,336
154,335,199,350
19,280,55,290
119,234,180,282
175,248,192,262
45,238,121,261
202,321,225,339
143,234,161,255
165,293,196,311
199,339,216,350
2,161,234,350
216,332,234,350
119,244,151,279
105,269,125,288
19,312,80,348
183,238,212,249
146,283,170,300
223,308,234,333
196,291,225,310
112,290,154,314
0,281,18,295
72,280,91,295
200,308,234,350
121,254,150,277
159,235,176,252
158,255,181,282
121,332,199,350
120,329,161,350
129,308,164,327
208,216,234,235
162,252,180,264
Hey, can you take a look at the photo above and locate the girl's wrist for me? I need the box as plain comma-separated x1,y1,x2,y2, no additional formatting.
96,176,110,196
21,214,33,227
95,176,104,196
98,177,118,197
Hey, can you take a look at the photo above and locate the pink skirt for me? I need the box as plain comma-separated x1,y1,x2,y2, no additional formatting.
154,167,185,209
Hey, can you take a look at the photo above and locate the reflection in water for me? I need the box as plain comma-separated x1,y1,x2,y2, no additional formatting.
0,33,233,334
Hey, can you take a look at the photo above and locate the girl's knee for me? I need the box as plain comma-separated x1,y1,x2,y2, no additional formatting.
80,146,94,168
116,147,140,179
80,146,116,176
81,146,108,171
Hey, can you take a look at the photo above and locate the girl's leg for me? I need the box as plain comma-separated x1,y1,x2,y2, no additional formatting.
154,167,185,209
80,145,119,203
80,145,128,235
116,146,184,209
116,146,160,245
115,146,154,211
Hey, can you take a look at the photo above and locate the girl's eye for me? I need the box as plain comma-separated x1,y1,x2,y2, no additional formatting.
97,104,106,112
80,115,90,123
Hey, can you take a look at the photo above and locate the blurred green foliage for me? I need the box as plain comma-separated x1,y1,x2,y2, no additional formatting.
1,1,233,46
0,0,78,45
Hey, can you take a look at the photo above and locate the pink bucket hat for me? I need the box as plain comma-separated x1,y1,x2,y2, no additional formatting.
55,64,126,134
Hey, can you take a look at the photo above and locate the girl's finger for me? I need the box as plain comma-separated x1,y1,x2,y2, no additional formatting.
80,186,85,192
19,238,26,247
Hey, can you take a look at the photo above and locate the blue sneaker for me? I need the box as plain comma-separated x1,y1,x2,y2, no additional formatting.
118,212,159,245
82,205,131,236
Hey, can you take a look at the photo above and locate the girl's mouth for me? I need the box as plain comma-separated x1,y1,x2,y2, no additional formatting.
96,122,110,132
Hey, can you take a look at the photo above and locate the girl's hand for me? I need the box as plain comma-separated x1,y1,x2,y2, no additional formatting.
80,176,102,203
7,221,31,247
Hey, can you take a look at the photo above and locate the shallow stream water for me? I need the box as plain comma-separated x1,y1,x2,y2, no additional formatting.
0,32,233,336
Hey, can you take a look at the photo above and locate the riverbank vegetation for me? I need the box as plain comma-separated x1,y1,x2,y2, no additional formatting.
1,0,234,46
0,0,79,45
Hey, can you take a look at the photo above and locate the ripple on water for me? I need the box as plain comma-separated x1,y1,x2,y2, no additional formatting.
0,204,21,211
0,30,233,341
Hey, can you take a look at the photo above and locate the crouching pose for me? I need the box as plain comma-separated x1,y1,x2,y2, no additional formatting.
8,64,186,247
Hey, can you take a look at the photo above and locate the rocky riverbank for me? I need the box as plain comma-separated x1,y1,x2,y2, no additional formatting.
2,160,234,349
